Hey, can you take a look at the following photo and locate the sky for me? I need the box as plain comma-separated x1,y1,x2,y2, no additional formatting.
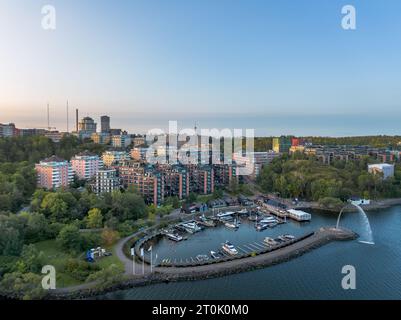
1,0,401,136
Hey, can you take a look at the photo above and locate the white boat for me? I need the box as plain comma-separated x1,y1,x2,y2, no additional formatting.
210,251,221,259
248,214,259,221
166,233,183,242
216,211,235,218
260,217,277,224
264,237,277,246
283,234,295,240
222,241,238,255
237,209,248,214
255,223,268,231
225,218,240,229
196,254,209,262
277,235,288,242
181,222,202,233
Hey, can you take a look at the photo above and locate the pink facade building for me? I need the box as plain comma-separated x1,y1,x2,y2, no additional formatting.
35,156,73,189
71,151,102,180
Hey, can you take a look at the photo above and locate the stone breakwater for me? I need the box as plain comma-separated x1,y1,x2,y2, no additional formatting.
49,227,357,300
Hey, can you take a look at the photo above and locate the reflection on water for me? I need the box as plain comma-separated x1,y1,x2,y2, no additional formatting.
100,206,401,300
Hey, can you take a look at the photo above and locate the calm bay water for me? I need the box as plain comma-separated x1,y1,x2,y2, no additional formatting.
102,206,401,300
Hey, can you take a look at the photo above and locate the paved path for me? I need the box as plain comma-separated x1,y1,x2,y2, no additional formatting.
115,232,152,276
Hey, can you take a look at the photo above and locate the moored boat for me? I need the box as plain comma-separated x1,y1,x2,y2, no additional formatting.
166,233,183,242
264,237,277,246
255,223,268,231
196,254,209,262
225,218,240,229
210,250,221,259
222,241,238,255
181,222,202,233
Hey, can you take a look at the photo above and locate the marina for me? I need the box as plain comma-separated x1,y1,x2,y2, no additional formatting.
136,206,314,267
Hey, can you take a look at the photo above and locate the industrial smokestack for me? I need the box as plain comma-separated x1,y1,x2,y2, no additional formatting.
76,109,79,132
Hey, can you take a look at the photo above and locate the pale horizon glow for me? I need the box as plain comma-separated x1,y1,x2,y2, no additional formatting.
1,0,401,136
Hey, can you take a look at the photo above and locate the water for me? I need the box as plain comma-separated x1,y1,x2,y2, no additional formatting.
354,205,375,245
337,204,375,245
101,206,401,300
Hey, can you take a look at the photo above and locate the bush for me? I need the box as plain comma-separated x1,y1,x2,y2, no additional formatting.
0,256,19,278
0,271,46,300
64,258,100,282
318,197,344,210
81,232,102,251
101,229,120,246
56,225,82,252
86,264,124,289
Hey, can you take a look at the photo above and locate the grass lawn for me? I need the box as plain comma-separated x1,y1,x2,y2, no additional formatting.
34,239,124,288
35,240,83,287
93,245,124,271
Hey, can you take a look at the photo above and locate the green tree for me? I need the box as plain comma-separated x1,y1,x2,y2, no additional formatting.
0,271,46,300
18,244,45,273
86,208,103,229
56,225,82,252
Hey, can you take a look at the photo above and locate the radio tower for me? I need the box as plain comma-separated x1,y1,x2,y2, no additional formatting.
47,103,50,130
66,100,69,133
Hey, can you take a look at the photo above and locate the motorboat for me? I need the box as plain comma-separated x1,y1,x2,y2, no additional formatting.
181,222,202,233
225,218,240,229
283,234,295,240
210,251,221,259
196,254,209,262
255,223,268,231
260,216,277,224
264,237,277,246
166,233,183,242
222,241,238,255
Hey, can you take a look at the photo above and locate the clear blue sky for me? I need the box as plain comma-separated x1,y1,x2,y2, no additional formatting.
1,0,401,135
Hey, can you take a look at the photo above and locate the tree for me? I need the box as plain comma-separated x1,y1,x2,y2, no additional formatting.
0,225,23,256
41,193,69,222
86,208,103,229
109,191,147,221
18,244,45,273
56,225,82,252
101,228,120,246
187,192,197,204
24,212,50,242
0,271,46,300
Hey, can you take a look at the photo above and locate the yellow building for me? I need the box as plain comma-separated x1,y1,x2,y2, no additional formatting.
102,150,129,166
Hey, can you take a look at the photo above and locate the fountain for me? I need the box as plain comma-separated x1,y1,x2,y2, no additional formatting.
336,203,374,245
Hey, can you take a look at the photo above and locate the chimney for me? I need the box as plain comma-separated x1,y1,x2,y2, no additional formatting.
76,109,79,132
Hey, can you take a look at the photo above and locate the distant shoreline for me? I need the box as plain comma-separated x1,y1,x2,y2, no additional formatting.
295,198,401,213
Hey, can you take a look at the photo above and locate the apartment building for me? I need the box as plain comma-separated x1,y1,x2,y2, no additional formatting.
71,151,103,180
35,156,74,189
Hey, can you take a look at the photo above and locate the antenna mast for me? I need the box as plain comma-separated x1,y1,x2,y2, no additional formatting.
47,103,50,130
66,100,69,133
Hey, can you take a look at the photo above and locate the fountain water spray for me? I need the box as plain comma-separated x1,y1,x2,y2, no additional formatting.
336,203,374,245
